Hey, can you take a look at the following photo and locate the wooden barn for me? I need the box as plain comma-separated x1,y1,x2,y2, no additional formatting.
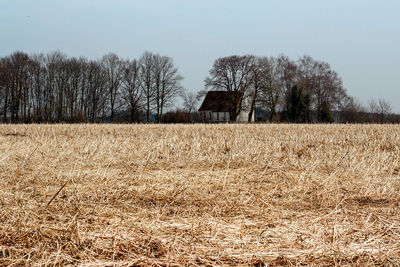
198,91,254,123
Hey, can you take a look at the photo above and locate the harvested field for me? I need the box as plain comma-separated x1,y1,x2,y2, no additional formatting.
1,124,400,266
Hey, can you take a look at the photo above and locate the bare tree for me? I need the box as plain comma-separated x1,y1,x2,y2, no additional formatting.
64,57,84,121
77,57,89,120
151,54,163,122
205,55,255,121
121,59,143,122
258,56,281,122
138,52,183,123
52,52,69,122
296,55,345,122
102,53,123,122
297,55,316,98
181,91,198,115
245,56,260,122
368,98,378,113
7,52,31,122
140,52,155,122
0,57,11,122
155,55,183,122
87,60,107,122
341,95,365,123
376,98,392,123
313,61,344,122
43,51,67,122
368,98,379,122
276,55,298,120
28,54,46,122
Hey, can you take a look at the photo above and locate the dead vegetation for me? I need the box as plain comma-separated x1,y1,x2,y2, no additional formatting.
0,124,400,266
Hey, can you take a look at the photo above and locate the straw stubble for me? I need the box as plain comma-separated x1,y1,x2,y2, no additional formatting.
0,124,399,266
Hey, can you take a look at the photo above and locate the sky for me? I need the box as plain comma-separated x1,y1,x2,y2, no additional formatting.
1,0,399,111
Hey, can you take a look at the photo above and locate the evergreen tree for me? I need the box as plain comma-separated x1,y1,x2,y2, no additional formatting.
319,100,334,123
288,85,308,123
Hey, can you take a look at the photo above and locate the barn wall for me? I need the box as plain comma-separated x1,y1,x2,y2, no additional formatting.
212,112,219,121
201,111,212,121
200,111,231,122
220,112,229,122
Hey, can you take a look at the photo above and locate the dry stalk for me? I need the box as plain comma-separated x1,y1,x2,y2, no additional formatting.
0,124,399,266
47,181,68,205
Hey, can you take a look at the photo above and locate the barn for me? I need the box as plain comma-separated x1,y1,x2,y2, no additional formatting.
198,91,254,122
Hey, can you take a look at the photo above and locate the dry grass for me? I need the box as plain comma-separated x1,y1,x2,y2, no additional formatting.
1,124,400,266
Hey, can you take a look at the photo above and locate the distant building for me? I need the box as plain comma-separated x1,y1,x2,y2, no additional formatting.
198,91,254,123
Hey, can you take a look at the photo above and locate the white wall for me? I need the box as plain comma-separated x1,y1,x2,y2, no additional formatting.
201,111,233,122
211,112,230,122
212,112,218,121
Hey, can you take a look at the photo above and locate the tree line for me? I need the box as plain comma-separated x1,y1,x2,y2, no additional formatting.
0,51,183,123
202,54,396,123
0,51,396,123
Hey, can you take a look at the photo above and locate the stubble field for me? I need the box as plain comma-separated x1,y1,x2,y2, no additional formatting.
0,124,400,266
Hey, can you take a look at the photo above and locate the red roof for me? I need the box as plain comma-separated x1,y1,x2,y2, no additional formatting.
198,91,241,112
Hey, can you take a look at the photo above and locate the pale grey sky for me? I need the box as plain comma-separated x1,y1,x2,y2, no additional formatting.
1,0,399,111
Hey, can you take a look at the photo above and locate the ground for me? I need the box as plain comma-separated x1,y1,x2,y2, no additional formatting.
0,124,399,266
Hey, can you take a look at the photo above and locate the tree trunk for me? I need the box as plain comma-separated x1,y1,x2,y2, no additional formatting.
146,99,150,123
248,96,256,122
269,108,275,122
3,93,7,123
130,107,135,123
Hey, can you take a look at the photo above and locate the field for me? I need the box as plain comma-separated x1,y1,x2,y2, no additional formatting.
1,124,400,266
